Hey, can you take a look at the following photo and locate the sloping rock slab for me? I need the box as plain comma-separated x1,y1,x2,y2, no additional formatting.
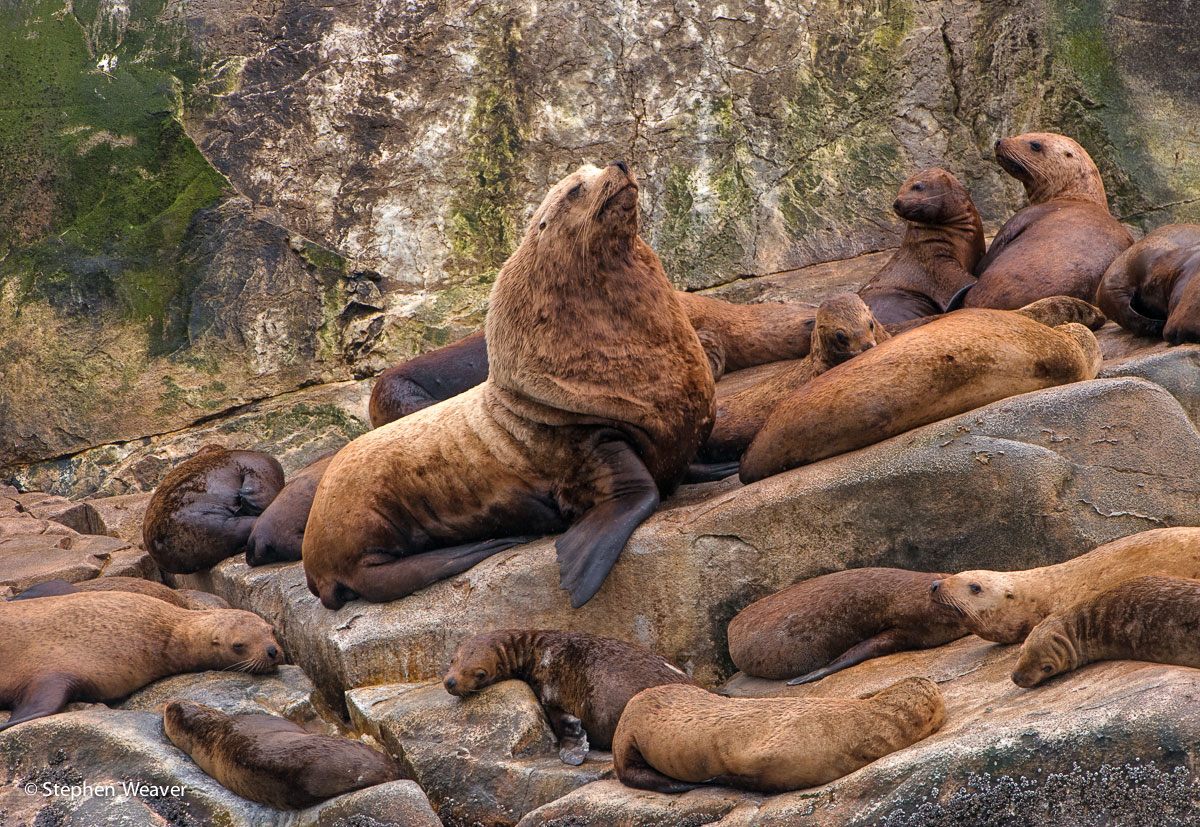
519,639,1200,826
0,520,146,592
84,492,154,544
1101,344,1200,426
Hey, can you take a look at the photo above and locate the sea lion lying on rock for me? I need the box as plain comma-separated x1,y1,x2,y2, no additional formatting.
9,576,229,610
245,453,335,567
613,678,945,793
164,700,403,809
0,592,281,732
303,163,714,610
443,629,694,764
1096,223,1200,344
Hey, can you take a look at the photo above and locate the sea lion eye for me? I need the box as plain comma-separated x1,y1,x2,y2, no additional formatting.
1064,151,1073,158
1042,664,1053,673
969,583,982,595
538,220,547,231
233,643,246,652
835,331,848,346
568,184,583,198
1030,141,1043,152
912,183,924,191
475,670,487,682
868,320,875,331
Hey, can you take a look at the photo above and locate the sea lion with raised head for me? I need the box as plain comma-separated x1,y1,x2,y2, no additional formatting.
246,453,335,567
303,163,714,610
442,629,694,764
858,168,985,325
164,700,403,809
930,527,1200,644
0,592,282,732
1096,223,1200,345
613,677,945,793
961,132,1133,310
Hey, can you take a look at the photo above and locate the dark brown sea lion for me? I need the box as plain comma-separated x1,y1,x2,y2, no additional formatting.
961,132,1133,310
368,331,490,428
613,677,945,793
1012,575,1200,688
442,629,694,764
8,576,230,610
303,163,714,610
1096,223,1200,344
739,309,1102,482
164,700,403,809
930,527,1200,644
245,453,335,567
143,445,284,574
858,168,985,325
727,568,970,685
701,293,888,462
0,592,281,732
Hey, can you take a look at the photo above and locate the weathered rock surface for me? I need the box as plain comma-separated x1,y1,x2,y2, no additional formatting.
348,680,611,827
0,520,150,593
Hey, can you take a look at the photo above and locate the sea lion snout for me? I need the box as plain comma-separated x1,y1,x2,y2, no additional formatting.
444,676,458,692
611,160,629,174
929,581,941,594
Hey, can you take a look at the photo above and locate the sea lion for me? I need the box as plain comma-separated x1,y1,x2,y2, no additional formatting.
739,309,1102,482
143,445,285,574
961,132,1133,310
613,677,945,793
929,527,1200,644
442,629,694,764
1011,575,1200,688
727,568,971,685
1096,223,1200,344
700,293,887,462
245,453,335,567
0,592,281,732
368,331,490,428
9,576,230,610
163,700,403,809
303,163,714,610
858,168,985,325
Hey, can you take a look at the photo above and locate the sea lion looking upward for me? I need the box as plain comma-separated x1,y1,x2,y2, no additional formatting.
1096,223,1200,344
859,168,985,325
962,132,1133,309
303,163,714,610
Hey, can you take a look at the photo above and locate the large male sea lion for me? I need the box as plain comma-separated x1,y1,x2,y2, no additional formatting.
0,592,281,732
143,445,284,574
164,700,403,808
739,309,1102,482
303,163,714,610
929,527,1200,643
858,168,985,325
245,453,335,567
961,132,1133,309
442,629,694,764
613,678,945,793
1096,223,1200,344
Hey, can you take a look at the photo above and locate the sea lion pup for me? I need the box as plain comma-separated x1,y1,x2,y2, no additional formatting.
245,453,335,567
1011,576,1200,688
0,592,281,732
929,527,1200,644
304,163,714,610
961,132,1133,310
727,568,970,685
613,678,945,793
442,629,694,764
1096,223,1200,344
163,700,403,809
701,293,888,462
739,309,1102,482
9,576,229,610
858,168,985,325
144,445,285,574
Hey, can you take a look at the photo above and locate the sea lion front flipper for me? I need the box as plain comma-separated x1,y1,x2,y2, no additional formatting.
547,709,590,765
0,673,76,731
347,537,542,604
683,460,740,483
786,629,910,686
617,743,701,793
556,441,660,609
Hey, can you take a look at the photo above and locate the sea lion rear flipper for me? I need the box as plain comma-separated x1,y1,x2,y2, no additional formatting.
683,460,740,483
8,580,79,601
787,629,910,686
556,441,660,609
346,537,542,604
943,282,974,312
0,673,76,731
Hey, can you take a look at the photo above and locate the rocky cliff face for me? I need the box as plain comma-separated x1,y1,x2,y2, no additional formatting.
2,0,1199,493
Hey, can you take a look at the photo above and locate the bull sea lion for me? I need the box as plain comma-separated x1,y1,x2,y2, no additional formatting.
1012,575,1200,688
701,293,887,462
1096,223,1200,344
962,132,1133,310
727,568,970,685
739,309,1102,482
858,168,985,325
929,527,1200,644
303,162,714,610
613,677,945,793
442,629,694,764
164,700,403,809
246,453,335,567
144,445,285,574
9,576,230,610
0,592,281,732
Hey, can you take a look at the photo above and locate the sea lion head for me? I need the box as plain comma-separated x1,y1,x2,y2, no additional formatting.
183,609,284,673
928,570,1037,643
892,168,975,225
522,162,640,256
1011,616,1079,688
442,630,518,697
810,293,887,368
1164,249,1200,345
993,132,1107,206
